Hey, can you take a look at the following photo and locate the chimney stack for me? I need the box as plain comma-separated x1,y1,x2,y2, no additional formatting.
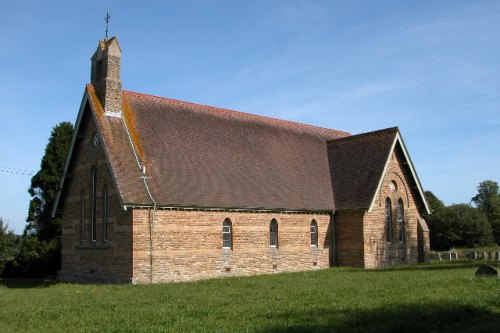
91,37,122,116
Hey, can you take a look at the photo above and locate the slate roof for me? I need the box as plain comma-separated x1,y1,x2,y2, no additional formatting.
90,86,350,211
327,127,399,211
327,127,430,213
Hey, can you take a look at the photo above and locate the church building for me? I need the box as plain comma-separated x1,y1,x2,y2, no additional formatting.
52,37,430,283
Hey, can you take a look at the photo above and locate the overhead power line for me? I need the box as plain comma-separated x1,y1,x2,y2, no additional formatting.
0,165,36,176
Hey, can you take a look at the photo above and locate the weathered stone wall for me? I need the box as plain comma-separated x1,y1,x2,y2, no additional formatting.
131,210,332,283
59,107,132,283
91,38,122,115
363,148,424,268
334,211,365,267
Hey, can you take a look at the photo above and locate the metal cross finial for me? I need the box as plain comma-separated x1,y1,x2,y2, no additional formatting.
105,12,111,38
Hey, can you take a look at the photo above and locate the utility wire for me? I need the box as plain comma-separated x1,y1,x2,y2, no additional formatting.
0,165,36,176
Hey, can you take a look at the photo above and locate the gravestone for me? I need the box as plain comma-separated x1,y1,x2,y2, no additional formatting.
475,265,499,277
469,251,478,260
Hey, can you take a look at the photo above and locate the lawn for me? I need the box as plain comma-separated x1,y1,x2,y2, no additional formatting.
1,262,499,332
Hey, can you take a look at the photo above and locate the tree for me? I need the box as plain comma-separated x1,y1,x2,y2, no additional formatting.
5,122,73,277
471,180,500,244
425,191,446,214
0,218,19,275
429,204,493,250
25,122,73,240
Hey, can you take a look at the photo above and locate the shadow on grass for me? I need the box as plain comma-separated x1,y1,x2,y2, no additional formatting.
0,278,56,289
260,302,500,333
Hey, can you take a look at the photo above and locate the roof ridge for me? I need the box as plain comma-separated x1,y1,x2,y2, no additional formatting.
327,126,398,143
122,90,350,138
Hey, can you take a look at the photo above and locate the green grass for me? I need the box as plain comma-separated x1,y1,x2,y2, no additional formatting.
1,262,499,332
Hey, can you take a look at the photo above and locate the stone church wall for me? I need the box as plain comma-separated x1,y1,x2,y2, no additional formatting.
363,148,425,268
59,108,133,283
131,209,332,283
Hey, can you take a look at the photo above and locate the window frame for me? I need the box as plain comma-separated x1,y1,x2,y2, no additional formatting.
91,167,97,242
222,218,232,250
269,219,278,248
385,198,392,243
310,220,318,247
102,185,108,242
80,190,85,242
397,198,404,243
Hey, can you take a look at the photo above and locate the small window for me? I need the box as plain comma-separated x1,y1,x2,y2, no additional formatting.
397,198,404,243
102,186,108,241
91,167,97,242
80,190,85,241
385,198,392,243
222,219,232,249
270,219,278,247
310,220,318,247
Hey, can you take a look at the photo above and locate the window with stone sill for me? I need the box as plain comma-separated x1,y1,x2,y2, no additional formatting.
91,167,97,242
385,197,392,243
397,198,405,243
270,219,278,247
80,189,85,242
102,185,108,242
310,220,318,247
222,218,232,249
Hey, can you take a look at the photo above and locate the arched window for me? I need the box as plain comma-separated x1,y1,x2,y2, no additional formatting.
80,190,85,242
397,198,404,243
91,167,97,242
385,198,392,243
222,219,232,249
270,219,278,247
310,220,318,247
102,186,108,242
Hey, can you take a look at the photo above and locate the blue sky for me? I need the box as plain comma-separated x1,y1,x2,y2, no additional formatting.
1,0,499,233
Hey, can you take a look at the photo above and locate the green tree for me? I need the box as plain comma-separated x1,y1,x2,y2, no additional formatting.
0,218,19,275
25,122,73,240
471,180,500,244
429,204,493,250
5,122,73,277
425,191,446,214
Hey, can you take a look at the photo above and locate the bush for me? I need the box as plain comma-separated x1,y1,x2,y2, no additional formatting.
2,236,60,278
428,204,493,250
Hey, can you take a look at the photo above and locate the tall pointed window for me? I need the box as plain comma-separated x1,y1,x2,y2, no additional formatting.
102,186,108,242
91,167,97,242
310,220,318,247
385,198,392,243
270,219,278,247
80,190,85,242
397,199,404,243
222,219,232,249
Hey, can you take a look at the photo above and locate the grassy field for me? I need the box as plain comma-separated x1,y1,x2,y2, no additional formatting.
1,262,499,333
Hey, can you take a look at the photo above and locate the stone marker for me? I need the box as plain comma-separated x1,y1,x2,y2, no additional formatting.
469,251,477,260
475,265,499,277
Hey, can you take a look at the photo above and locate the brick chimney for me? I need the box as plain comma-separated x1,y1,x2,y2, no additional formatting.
91,37,122,116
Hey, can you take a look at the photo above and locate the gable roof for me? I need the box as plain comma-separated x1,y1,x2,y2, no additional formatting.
119,90,349,211
327,127,430,214
54,85,351,216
